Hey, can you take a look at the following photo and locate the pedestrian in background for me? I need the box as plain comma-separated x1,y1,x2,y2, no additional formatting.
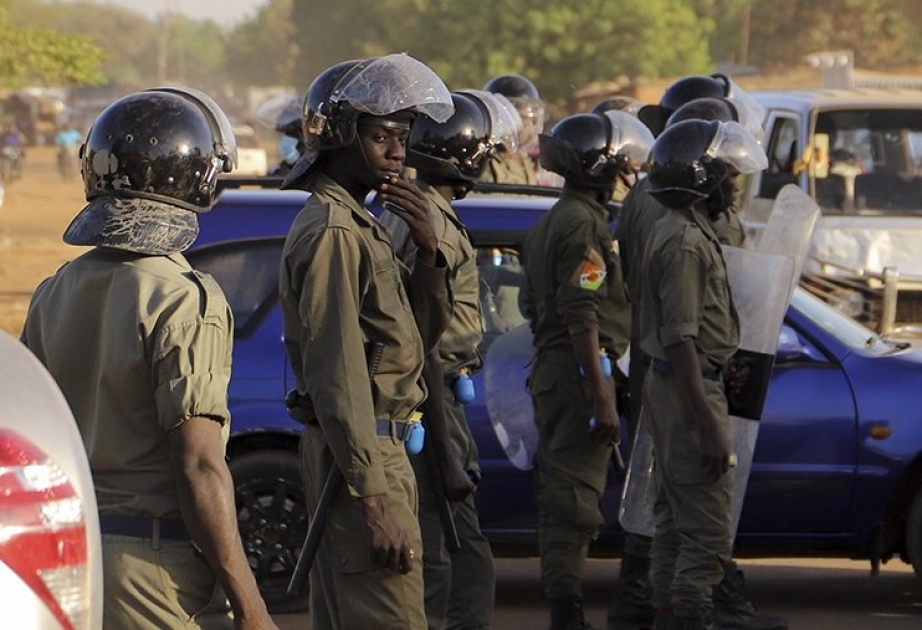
21,88,277,630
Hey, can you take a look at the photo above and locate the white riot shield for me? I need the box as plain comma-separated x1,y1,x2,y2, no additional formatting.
754,183,821,288
483,323,538,470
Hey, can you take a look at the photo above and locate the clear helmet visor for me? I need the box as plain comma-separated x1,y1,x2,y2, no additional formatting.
603,110,655,163
255,93,302,133
332,53,454,123
706,120,769,175
486,93,521,153
722,77,767,145
147,85,238,172
456,89,521,155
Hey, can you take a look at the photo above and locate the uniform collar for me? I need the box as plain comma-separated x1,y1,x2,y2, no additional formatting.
308,173,378,229
560,187,609,219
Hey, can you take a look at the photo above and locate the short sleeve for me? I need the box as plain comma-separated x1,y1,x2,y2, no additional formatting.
152,284,233,432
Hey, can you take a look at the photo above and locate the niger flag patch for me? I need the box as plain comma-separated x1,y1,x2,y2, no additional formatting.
577,260,606,291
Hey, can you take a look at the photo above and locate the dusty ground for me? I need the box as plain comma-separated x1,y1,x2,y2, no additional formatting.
0,146,89,336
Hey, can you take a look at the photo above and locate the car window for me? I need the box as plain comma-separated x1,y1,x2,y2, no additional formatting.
813,108,922,214
758,114,799,200
477,246,526,339
187,239,283,338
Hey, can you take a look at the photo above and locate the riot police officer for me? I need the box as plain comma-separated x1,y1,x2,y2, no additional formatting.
481,73,545,185
21,88,278,629
639,119,768,630
278,54,454,630
610,87,785,630
522,111,653,630
380,89,503,630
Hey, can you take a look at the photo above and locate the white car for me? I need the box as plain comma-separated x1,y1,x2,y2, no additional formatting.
0,331,103,629
232,124,269,176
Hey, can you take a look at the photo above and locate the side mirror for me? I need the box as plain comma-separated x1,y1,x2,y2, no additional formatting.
775,324,808,363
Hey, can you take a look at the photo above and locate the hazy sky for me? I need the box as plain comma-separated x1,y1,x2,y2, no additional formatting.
64,0,270,28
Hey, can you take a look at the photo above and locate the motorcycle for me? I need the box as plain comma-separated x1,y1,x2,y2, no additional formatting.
0,145,23,183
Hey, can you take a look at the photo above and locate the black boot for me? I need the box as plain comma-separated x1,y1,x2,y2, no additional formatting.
666,616,717,630
711,561,787,630
550,596,595,630
607,554,655,629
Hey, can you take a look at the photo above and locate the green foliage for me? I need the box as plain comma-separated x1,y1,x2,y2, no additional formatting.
0,5,105,87
224,0,298,88
6,0,922,109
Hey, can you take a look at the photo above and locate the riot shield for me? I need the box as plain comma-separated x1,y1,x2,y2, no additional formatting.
620,185,818,539
618,250,796,538
483,323,538,470
754,183,821,288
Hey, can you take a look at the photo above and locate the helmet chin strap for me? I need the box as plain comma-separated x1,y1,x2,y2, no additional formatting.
705,173,732,221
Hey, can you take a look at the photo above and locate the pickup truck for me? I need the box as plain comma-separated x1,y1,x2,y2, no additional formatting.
743,88,922,336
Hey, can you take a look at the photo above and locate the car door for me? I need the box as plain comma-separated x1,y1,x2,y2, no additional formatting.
737,319,859,541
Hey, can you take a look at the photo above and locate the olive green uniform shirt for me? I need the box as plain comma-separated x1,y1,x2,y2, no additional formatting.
21,249,233,517
480,149,539,186
617,177,746,309
380,183,483,374
523,188,630,359
638,207,740,372
278,173,450,499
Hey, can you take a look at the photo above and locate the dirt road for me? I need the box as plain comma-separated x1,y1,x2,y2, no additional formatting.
0,145,88,335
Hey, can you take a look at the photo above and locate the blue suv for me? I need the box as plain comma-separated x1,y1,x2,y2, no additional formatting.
188,182,922,611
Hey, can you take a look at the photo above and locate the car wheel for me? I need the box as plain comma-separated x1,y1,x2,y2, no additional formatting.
908,487,922,578
230,449,309,613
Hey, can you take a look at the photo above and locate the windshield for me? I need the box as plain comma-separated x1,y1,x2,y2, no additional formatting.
811,108,922,215
791,287,900,354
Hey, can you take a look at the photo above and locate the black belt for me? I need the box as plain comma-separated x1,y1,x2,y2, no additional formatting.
651,358,723,382
376,418,414,441
99,514,189,540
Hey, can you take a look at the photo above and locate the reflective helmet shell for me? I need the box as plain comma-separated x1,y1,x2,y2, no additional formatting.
638,75,728,137
539,113,624,189
590,95,643,116
408,92,492,182
483,74,541,101
81,90,229,211
647,119,725,209
666,97,739,127
302,59,366,152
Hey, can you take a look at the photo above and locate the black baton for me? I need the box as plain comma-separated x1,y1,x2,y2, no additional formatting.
287,341,385,596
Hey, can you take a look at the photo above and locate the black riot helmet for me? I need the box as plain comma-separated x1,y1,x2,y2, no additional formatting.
301,59,367,152
282,54,454,189
483,74,541,101
647,119,767,210
590,95,643,117
666,97,739,127
408,92,493,184
638,75,728,137
80,89,235,211
539,111,654,189
67,88,236,254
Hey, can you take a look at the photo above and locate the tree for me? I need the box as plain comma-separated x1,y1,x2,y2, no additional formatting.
223,0,298,89
291,0,715,109
0,5,104,87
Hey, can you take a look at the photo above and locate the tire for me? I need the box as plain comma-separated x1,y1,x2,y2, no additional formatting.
907,487,922,578
229,449,310,613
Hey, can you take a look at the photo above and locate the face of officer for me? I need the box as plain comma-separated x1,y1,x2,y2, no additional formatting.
332,111,414,198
